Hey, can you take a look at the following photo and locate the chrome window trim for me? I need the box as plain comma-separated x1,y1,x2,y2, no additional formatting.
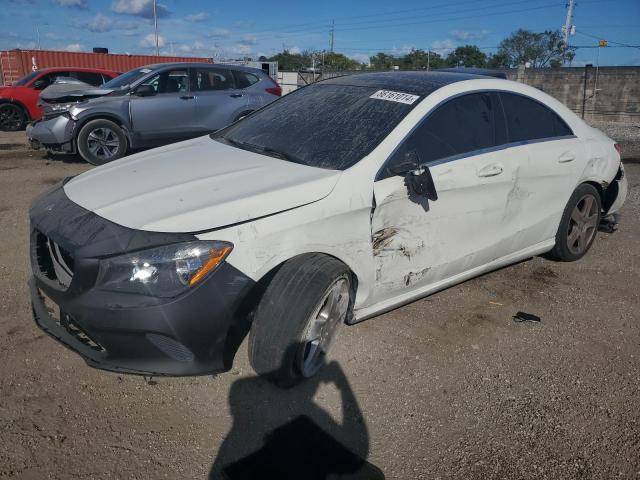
376,88,576,181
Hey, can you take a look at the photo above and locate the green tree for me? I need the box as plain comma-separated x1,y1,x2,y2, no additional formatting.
445,45,487,68
496,29,574,67
323,52,361,71
369,52,396,70
401,49,445,70
487,51,510,68
268,50,306,71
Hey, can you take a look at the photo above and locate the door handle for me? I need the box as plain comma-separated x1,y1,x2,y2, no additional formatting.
230,93,243,98
180,95,194,100
558,151,576,163
477,164,504,178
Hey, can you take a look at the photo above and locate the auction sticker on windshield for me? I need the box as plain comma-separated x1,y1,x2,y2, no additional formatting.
370,90,420,105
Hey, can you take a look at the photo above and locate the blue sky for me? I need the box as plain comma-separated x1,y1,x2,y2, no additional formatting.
2,0,639,65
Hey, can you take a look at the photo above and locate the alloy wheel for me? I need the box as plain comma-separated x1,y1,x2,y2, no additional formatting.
0,104,24,131
86,127,120,160
299,276,350,377
567,194,599,255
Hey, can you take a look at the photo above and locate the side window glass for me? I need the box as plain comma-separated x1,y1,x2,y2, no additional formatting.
500,92,572,142
74,71,104,86
141,70,189,94
385,92,501,176
233,71,260,89
192,68,235,91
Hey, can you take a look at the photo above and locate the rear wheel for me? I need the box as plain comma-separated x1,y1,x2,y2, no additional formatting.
77,119,128,165
0,103,27,131
549,183,601,262
248,254,353,387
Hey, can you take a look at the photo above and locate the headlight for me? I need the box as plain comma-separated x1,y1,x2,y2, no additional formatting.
95,241,233,297
49,103,75,112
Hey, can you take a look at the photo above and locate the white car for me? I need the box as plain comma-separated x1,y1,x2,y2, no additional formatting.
29,72,627,386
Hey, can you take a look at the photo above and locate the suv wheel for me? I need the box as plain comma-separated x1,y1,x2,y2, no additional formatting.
77,119,128,165
0,104,27,131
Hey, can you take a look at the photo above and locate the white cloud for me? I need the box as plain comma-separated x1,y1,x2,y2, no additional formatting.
55,0,87,7
112,0,169,18
431,39,456,56
450,29,490,42
65,43,83,52
289,46,301,54
238,35,257,46
86,13,114,32
139,33,165,48
232,20,254,29
208,28,230,39
186,12,209,22
227,44,252,55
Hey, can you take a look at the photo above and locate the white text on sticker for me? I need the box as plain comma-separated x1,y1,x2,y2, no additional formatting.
370,90,420,105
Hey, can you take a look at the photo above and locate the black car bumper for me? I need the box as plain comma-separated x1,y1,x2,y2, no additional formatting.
28,183,255,376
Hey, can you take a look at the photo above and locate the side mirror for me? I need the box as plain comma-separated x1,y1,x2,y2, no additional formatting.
394,150,438,201
32,80,46,90
135,84,156,97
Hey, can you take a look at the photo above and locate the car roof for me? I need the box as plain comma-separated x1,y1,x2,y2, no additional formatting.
320,71,491,96
38,67,118,74
136,62,265,75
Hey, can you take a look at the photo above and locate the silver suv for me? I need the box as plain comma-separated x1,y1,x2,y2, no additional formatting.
27,63,282,165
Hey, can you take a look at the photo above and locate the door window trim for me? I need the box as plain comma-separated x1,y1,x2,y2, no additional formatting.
376,89,576,182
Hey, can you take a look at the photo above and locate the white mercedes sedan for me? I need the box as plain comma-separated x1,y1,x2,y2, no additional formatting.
29,72,627,386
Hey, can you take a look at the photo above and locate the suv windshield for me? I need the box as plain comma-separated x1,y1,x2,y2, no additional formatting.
101,68,153,89
213,82,419,170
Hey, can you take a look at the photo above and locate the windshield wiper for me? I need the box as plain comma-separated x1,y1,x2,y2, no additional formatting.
218,137,308,166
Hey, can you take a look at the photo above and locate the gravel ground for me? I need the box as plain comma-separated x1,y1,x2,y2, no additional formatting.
0,129,639,479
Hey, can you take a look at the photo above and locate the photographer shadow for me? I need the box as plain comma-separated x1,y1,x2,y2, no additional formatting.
209,351,384,480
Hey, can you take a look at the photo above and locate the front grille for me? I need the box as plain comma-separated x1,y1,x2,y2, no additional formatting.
33,231,74,288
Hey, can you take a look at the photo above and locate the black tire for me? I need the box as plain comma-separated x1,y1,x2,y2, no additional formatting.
0,103,27,131
77,119,128,165
248,254,353,387
548,183,601,262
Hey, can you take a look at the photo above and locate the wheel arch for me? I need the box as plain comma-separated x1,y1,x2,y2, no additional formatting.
0,99,31,120
75,113,132,145
241,251,360,324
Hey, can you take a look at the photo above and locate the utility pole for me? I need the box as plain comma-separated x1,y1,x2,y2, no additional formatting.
329,20,335,53
562,0,575,64
153,0,159,56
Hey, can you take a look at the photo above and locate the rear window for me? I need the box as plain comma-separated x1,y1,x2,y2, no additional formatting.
213,83,420,170
500,92,573,142
233,71,260,89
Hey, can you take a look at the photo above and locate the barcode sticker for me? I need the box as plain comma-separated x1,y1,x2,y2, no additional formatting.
370,90,420,105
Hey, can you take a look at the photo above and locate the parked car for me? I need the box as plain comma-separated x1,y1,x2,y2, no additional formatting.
27,62,282,165
0,67,119,131
28,72,627,386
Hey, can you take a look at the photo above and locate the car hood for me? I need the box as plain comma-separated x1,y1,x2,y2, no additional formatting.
63,136,342,233
39,86,115,103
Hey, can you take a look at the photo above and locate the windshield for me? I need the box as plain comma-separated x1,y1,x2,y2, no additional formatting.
213,82,419,170
101,68,153,89
13,71,40,86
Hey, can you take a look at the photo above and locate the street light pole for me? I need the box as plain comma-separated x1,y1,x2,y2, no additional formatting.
153,0,159,56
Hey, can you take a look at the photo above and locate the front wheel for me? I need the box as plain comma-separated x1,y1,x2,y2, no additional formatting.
0,103,27,131
548,183,601,262
248,254,353,387
77,119,128,165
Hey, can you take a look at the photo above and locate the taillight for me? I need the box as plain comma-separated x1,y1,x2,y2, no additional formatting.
265,77,282,96
614,143,622,157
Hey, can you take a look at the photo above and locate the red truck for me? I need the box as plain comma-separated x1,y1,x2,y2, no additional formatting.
0,67,119,130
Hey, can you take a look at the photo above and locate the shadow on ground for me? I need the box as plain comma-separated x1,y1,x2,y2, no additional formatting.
209,358,384,480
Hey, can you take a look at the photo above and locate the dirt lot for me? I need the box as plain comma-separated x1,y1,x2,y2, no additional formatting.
0,130,638,479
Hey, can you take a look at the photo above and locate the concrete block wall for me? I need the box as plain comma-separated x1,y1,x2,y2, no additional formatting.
505,66,640,124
